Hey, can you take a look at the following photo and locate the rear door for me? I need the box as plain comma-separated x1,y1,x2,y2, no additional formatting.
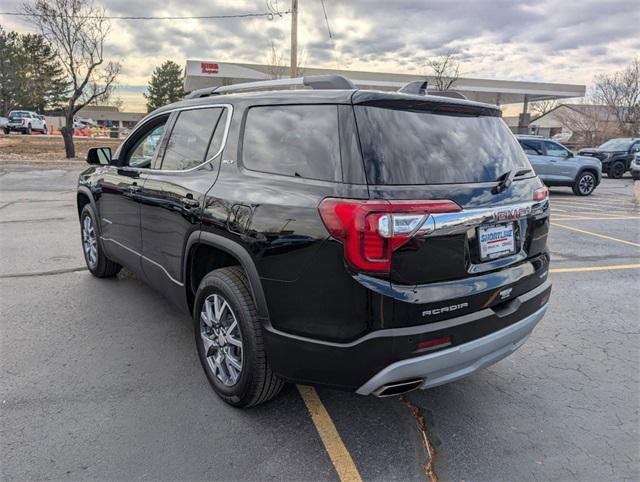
138,105,230,305
518,139,548,180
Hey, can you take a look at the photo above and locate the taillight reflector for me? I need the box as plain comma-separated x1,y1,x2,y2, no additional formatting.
318,198,461,273
417,336,452,350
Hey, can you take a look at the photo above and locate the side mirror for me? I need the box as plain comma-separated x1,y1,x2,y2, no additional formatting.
86,147,112,165
567,151,574,158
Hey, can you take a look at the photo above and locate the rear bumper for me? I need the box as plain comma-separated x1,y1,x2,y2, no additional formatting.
356,303,547,395
264,279,551,391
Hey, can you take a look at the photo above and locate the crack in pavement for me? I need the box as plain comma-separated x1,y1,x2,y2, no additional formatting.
0,266,87,279
400,395,439,482
0,217,69,224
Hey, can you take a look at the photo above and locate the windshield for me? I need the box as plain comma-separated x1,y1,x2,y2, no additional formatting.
9,112,29,119
355,106,531,185
598,139,632,151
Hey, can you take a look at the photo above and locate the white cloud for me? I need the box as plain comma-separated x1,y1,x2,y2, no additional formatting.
3,0,639,111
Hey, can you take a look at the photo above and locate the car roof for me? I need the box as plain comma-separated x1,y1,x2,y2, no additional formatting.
153,88,502,117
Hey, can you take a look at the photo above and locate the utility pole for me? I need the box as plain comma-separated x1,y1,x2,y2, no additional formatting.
290,0,298,78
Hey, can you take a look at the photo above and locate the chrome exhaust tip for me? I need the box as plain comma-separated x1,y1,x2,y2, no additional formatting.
372,378,424,397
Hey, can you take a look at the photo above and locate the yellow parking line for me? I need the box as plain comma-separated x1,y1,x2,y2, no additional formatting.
551,215,640,221
297,385,363,482
551,222,640,247
550,263,640,273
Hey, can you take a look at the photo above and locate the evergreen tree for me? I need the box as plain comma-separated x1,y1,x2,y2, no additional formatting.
0,27,67,116
144,61,185,112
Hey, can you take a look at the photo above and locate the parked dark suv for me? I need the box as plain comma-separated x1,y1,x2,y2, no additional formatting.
77,76,552,407
578,138,640,178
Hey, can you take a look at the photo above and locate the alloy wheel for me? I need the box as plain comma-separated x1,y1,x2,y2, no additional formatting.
200,293,243,386
82,215,98,268
579,174,595,195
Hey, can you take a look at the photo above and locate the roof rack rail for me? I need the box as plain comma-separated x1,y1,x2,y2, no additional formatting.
186,74,356,99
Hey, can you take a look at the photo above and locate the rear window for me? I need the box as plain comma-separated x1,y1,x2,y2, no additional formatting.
355,106,531,185
9,112,29,119
242,105,342,182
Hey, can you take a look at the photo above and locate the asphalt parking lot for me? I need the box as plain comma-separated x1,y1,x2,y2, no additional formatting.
1,165,638,481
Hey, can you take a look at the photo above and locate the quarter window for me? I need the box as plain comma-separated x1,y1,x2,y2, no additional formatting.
161,107,224,171
242,105,342,182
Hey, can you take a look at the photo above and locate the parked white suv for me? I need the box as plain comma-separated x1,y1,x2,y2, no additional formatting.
4,111,47,135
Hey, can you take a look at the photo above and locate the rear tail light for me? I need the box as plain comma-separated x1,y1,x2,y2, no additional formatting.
21,119,27,125
533,186,549,201
318,198,461,273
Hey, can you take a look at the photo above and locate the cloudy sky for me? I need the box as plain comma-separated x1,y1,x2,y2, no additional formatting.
2,0,639,112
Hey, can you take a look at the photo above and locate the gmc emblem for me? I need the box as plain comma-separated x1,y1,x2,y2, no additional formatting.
493,207,530,222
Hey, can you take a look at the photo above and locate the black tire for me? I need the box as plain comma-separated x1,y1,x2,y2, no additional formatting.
80,204,121,277
607,161,625,179
572,171,597,196
633,172,640,181
194,266,284,408
25,124,32,135
3,128,8,135
43,126,48,134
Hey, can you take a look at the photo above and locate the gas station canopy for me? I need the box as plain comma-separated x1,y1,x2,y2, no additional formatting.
184,60,585,106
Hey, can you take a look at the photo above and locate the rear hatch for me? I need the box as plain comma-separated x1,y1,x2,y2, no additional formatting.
320,93,550,327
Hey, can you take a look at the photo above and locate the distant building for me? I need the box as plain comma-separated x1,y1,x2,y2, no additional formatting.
529,104,622,145
45,105,146,133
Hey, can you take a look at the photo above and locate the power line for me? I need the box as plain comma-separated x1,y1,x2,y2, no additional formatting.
319,0,333,38
0,10,290,21
320,0,341,70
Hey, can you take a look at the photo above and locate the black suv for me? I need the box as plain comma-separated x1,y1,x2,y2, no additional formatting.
77,75,552,407
578,138,640,178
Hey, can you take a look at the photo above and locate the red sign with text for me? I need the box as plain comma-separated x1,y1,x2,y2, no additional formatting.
201,63,219,74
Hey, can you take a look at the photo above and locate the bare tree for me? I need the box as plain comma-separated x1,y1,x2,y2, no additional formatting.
264,41,306,80
265,41,288,80
23,0,120,158
555,103,617,147
426,53,461,91
530,99,559,118
594,58,640,137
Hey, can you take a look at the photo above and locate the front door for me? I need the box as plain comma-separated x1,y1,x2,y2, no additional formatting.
97,115,170,274
542,140,576,183
138,105,230,307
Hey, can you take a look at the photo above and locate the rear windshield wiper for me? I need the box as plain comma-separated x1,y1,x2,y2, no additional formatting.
492,169,532,194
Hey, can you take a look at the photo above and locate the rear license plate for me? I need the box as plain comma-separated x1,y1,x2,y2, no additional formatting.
478,223,516,260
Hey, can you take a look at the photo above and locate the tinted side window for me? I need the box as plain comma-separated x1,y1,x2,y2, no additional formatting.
161,108,223,170
519,139,543,155
242,105,342,182
127,122,167,168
